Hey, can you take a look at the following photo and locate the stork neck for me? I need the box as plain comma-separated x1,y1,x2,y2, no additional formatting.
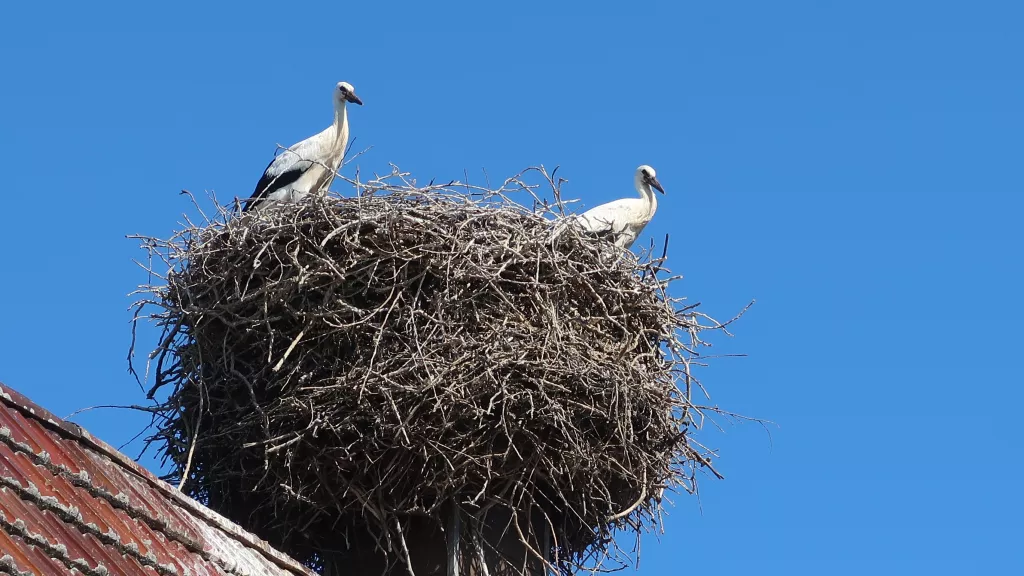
636,180,658,216
333,103,349,137
644,184,658,216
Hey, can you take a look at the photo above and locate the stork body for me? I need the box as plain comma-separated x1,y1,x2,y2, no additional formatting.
560,165,665,249
244,81,363,212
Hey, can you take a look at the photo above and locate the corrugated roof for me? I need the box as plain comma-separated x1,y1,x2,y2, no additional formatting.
0,382,318,576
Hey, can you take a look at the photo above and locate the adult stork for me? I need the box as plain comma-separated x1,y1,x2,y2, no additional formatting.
243,81,363,212
556,165,665,249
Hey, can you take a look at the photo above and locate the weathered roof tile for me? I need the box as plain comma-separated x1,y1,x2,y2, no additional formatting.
0,383,316,576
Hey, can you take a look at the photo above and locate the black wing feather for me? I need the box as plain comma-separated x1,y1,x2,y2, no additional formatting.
242,158,306,212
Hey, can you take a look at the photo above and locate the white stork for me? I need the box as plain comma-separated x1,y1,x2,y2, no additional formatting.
556,165,665,249
243,81,363,212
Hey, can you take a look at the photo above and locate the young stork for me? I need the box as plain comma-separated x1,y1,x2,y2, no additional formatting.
557,165,665,249
243,81,363,212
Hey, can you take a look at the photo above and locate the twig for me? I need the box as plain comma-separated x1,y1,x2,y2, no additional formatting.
272,329,306,372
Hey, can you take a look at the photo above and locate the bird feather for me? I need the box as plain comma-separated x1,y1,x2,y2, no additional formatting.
244,136,330,211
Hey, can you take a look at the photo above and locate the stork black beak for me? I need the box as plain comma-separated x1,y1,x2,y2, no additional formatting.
347,93,363,105
651,177,665,194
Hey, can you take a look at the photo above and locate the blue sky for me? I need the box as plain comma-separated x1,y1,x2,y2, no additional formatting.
1,1,1022,573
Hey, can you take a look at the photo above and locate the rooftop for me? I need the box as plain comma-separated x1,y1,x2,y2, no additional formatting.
0,382,317,576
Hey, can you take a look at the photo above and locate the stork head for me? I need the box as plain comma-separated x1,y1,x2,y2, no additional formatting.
636,165,665,194
334,81,363,106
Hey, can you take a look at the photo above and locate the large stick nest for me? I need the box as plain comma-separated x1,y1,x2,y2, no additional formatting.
131,167,738,576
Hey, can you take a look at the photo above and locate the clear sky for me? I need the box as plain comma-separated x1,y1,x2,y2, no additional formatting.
1,1,1022,574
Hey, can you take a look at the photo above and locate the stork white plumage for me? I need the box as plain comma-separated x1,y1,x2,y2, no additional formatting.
243,81,363,212
557,165,665,249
